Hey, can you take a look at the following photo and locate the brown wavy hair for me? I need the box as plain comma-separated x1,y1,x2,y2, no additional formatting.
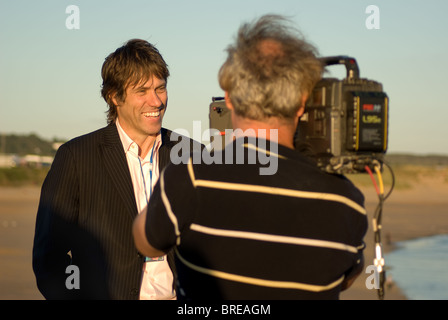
101,39,170,124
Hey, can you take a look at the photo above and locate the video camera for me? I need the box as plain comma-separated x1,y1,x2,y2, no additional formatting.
209,56,389,174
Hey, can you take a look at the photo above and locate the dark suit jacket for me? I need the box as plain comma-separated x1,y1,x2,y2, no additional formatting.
32,123,202,299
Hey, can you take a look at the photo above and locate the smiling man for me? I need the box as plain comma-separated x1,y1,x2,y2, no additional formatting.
32,39,201,300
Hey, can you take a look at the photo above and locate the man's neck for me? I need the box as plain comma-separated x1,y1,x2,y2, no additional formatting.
231,115,296,149
137,136,157,159
115,119,159,159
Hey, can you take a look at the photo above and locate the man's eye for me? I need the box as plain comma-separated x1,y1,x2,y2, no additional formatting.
156,86,166,93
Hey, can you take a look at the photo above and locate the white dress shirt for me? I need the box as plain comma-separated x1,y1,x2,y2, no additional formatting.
116,120,176,300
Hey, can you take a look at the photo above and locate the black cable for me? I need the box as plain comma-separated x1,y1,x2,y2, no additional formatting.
382,161,395,200
372,160,395,300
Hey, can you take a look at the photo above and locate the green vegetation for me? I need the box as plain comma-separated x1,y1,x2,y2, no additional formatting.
1,162,447,188
0,167,50,187
347,163,448,191
0,133,59,186
0,133,65,156
1,133,447,189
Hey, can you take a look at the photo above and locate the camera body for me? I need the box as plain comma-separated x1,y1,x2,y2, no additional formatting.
209,56,389,174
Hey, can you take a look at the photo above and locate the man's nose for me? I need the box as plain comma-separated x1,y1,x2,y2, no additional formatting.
145,90,163,107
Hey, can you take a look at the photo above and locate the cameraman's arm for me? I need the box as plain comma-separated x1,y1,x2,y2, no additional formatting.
341,252,365,291
134,162,197,258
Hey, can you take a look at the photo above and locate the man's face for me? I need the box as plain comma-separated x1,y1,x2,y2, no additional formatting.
114,76,167,142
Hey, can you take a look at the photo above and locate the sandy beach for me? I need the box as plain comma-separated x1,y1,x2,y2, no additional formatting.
341,173,448,300
1,173,447,300
0,186,42,299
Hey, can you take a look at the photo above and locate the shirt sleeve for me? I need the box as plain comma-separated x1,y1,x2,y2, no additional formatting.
145,162,196,252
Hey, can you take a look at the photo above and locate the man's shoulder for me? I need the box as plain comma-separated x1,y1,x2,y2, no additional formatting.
61,124,116,151
161,127,204,149
161,127,192,142
316,170,365,205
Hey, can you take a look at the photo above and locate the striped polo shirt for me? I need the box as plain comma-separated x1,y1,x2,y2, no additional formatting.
145,137,367,299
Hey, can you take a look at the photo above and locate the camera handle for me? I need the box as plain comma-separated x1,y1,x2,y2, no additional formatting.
320,56,360,80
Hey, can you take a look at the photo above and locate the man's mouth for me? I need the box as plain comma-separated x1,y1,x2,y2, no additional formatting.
142,111,160,118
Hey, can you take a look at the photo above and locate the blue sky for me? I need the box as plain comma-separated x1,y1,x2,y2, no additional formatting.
1,0,447,155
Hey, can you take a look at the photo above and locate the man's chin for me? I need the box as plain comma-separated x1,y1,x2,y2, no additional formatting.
145,124,162,136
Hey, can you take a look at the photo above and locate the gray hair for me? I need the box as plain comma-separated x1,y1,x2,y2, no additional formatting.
218,15,323,121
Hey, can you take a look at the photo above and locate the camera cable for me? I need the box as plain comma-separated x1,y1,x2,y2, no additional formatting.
365,160,395,300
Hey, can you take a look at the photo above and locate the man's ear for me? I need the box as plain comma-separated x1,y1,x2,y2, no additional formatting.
110,92,120,107
224,92,233,111
296,94,308,118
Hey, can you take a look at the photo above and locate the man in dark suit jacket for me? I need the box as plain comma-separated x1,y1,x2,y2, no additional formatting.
32,39,202,299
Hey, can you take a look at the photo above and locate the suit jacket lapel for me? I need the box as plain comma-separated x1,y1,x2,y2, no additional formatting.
159,128,174,171
158,128,204,171
99,123,138,218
